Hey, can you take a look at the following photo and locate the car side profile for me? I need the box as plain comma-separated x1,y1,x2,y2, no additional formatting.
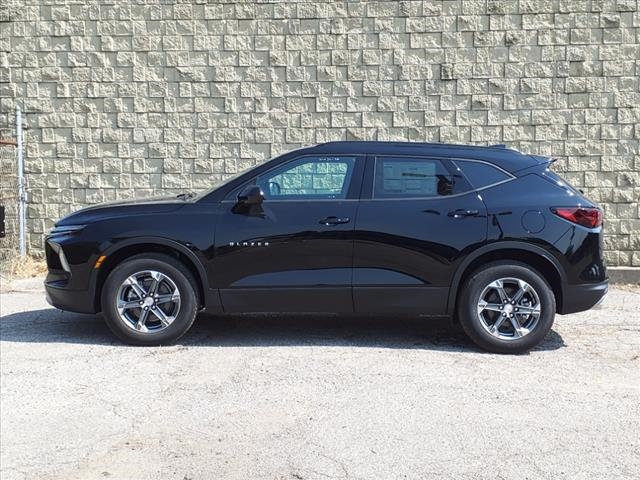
45,141,608,353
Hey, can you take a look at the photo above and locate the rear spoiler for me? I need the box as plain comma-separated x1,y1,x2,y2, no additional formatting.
529,155,556,166
508,155,556,175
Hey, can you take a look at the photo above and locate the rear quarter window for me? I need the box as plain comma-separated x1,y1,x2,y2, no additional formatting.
539,166,582,195
453,160,513,190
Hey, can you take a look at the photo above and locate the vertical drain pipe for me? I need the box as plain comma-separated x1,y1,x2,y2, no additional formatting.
16,105,26,256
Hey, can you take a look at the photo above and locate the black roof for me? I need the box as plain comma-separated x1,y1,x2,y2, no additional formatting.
302,141,543,173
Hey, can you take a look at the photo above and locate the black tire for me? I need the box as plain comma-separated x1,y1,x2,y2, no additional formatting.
457,261,556,354
101,253,199,346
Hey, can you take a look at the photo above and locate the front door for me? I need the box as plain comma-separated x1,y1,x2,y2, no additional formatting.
211,155,363,313
353,155,488,315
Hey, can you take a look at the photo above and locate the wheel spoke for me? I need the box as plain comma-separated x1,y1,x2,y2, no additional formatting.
125,275,148,299
155,292,180,305
136,309,150,332
117,299,143,313
478,300,504,313
150,307,174,327
489,315,507,336
147,271,165,296
516,304,541,316
512,279,530,303
489,279,509,304
509,316,530,338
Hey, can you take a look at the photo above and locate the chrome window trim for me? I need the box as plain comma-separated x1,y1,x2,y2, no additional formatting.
450,158,516,179
221,198,359,204
370,154,516,201
220,153,518,203
223,153,363,202
359,178,515,201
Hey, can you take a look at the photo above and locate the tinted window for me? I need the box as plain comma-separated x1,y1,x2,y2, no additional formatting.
374,157,470,198
258,156,356,200
453,160,512,189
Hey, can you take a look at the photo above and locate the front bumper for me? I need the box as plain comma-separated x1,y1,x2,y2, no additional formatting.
45,280,96,314
559,280,609,315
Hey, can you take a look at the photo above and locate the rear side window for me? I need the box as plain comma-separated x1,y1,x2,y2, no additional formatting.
373,157,471,198
453,160,512,190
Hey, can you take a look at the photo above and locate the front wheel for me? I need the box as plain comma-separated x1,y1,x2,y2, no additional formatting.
457,262,556,354
101,254,199,345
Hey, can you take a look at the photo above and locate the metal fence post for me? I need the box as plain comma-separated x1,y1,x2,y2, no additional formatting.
16,105,26,256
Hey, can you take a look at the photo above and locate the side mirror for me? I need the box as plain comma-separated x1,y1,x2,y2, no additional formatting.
237,185,264,205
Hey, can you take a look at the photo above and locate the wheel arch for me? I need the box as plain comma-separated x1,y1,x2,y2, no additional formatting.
448,242,566,317
91,237,208,312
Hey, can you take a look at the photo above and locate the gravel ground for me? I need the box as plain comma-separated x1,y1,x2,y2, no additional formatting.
1,279,639,480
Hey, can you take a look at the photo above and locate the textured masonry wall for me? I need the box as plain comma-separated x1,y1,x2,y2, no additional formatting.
271,159,351,196
0,0,638,265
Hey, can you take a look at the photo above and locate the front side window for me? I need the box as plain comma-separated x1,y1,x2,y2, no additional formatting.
258,156,356,200
373,157,470,198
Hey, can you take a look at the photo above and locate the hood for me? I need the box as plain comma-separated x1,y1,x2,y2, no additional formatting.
56,196,188,226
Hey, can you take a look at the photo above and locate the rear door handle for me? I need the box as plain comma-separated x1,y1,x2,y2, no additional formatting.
319,216,350,226
448,209,479,218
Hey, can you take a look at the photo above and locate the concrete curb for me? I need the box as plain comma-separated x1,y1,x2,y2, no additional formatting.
607,267,640,285
0,276,45,293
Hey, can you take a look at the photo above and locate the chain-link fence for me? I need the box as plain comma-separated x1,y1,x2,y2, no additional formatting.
0,138,18,263
0,105,27,270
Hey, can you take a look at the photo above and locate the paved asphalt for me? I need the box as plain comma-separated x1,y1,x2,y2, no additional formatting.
1,279,638,480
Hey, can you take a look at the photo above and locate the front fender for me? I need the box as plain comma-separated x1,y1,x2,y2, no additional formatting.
89,236,220,313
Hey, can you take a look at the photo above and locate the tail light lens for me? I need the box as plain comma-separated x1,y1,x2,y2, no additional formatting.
551,207,603,228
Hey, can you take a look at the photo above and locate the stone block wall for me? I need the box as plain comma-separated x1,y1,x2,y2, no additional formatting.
0,0,638,265
270,157,352,196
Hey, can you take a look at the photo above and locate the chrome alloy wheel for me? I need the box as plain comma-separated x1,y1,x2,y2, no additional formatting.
115,270,181,333
476,277,541,340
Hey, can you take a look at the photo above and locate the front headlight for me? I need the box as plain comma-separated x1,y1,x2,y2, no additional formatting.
49,224,86,235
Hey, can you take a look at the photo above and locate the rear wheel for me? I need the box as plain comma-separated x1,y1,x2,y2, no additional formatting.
457,261,556,354
101,254,198,345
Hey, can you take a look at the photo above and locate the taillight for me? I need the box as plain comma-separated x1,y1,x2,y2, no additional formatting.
551,207,602,228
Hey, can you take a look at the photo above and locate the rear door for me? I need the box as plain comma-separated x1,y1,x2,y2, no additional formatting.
352,155,488,315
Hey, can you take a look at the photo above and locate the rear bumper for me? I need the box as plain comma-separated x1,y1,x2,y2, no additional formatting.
45,280,96,314
559,280,608,315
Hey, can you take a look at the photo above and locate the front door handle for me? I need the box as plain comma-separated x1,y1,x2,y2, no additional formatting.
448,209,479,219
319,216,350,226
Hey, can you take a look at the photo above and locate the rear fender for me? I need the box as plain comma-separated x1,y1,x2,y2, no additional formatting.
447,241,566,315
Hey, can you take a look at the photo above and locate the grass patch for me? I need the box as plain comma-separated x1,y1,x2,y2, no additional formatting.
0,253,47,279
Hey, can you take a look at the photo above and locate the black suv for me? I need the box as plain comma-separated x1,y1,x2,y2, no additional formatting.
45,142,607,353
